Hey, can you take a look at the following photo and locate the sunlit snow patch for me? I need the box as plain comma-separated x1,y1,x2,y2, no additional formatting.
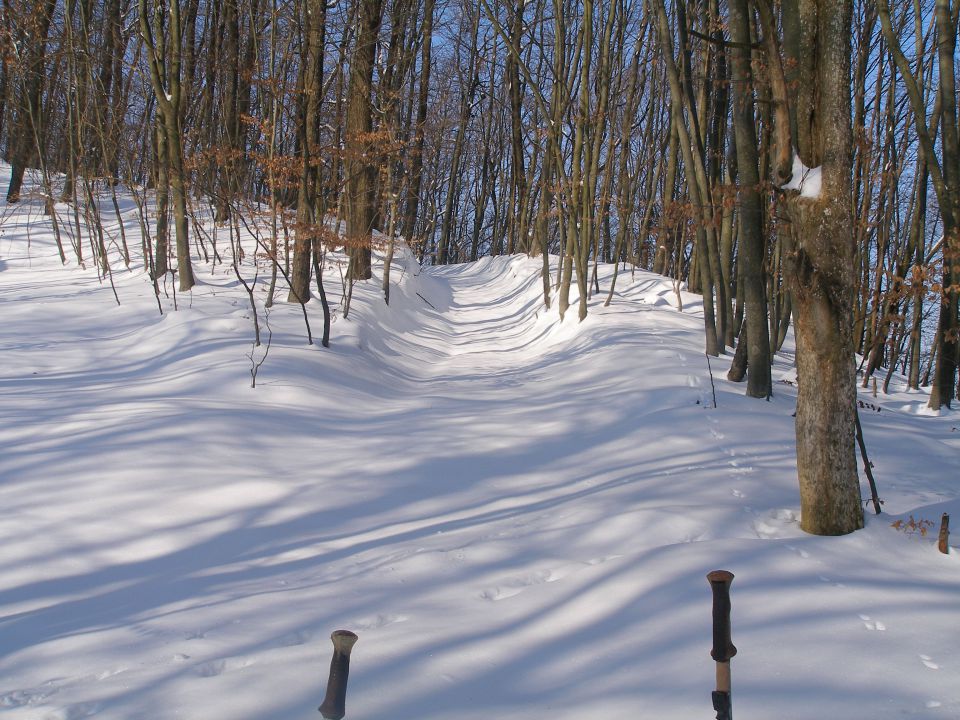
782,154,822,199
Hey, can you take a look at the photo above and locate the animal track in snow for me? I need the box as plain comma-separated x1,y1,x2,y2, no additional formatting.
194,655,256,678
818,574,846,588
753,519,778,538
271,629,317,648
59,701,102,719
784,543,810,558
753,511,800,539
859,614,887,631
480,566,574,601
1,687,54,708
352,613,408,630
919,654,940,670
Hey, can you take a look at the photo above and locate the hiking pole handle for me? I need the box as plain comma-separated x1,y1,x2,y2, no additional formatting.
319,630,358,720
707,570,736,664
708,570,736,720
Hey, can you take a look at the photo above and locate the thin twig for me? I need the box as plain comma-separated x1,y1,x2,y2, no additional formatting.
705,353,718,409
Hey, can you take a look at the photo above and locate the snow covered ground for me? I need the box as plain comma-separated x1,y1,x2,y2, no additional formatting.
0,174,958,719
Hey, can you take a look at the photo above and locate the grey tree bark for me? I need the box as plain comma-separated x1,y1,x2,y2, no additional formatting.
772,0,864,535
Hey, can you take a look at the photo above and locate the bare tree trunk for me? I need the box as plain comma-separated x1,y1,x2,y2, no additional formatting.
437,8,480,265
773,0,863,535
214,0,240,223
140,0,195,291
344,0,385,281
400,0,434,246
877,0,960,408
652,0,720,354
728,0,771,398
6,0,56,203
289,0,327,304
505,0,527,256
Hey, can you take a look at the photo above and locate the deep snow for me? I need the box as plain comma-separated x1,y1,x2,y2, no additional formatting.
0,172,958,719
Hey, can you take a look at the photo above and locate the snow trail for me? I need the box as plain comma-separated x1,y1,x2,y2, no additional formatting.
0,185,958,718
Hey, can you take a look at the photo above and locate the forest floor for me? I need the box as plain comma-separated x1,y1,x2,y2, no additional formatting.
1,168,958,719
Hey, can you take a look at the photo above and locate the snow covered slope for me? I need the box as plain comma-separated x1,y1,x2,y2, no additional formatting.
0,180,958,719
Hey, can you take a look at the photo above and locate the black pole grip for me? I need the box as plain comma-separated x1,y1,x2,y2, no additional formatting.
319,630,358,719
712,690,732,720
707,570,736,663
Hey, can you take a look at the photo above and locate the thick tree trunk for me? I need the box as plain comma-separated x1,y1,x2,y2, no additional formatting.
345,0,385,281
782,0,863,535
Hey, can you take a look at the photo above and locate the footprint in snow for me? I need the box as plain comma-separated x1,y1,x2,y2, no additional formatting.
859,614,886,631
731,489,745,498
920,654,939,670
